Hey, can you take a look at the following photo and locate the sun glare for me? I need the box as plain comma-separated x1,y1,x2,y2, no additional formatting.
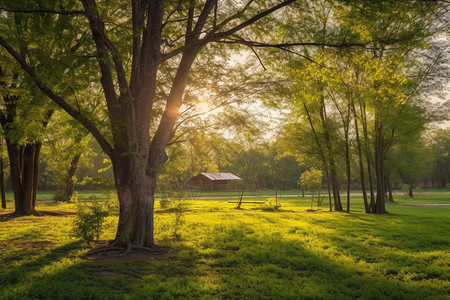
196,102,210,115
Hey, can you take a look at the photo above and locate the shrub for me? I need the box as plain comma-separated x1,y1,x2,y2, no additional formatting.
73,201,109,243
263,198,280,211
69,192,78,203
171,205,185,239
402,184,410,197
53,191,66,202
159,197,173,209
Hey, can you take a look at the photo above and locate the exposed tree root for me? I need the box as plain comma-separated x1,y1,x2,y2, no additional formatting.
130,245,164,253
85,241,168,259
87,245,125,255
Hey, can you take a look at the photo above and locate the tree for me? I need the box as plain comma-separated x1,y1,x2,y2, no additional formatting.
1,0,295,249
0,64,54,215
41,113,92,201
429,129,450,188
389,137,431,198
299,168,322,210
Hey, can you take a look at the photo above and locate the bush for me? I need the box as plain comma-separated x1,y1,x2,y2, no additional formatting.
73,201,109,243
69,192,78,203
171,205,185,240
53,191,66,202
159,197,173,209
262,198,280,211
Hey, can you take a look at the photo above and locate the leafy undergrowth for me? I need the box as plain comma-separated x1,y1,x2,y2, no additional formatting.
0,194,449,299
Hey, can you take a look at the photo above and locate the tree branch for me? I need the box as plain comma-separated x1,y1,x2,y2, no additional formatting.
0,37,113,157
0,7,85,15
210,0,255,34
161,0,295,62
82,0,130,101
190,0,217,41
208,0,295,41
220,38,369,49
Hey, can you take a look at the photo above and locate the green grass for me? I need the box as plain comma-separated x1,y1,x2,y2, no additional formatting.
1,193,449,299
4,190,115,202
3,187,448,202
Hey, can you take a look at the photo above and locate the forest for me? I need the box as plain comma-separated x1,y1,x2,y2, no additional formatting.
0,0,449,299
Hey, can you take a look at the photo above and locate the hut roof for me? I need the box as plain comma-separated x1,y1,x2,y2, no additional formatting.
191,172,242,181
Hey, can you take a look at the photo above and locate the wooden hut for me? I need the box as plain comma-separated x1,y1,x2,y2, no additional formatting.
188,172,242,191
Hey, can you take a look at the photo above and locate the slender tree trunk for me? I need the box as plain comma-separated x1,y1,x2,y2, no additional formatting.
324,165,332,212
367,159,376,211
320,99,342,211
373,120,386,214
331,94,351,212
0,156,6,209
0,136,6,209
361,104,375,211
303,102,332,211
385,172,394,202
237,161,250,209
352,103,369,213
317,188,322,207
344,125,351,213
64,154,81,201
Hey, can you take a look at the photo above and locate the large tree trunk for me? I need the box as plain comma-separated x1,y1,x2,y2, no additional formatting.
107,45,199,248
64,154,81,201
6,142,41,215
112,155,157,248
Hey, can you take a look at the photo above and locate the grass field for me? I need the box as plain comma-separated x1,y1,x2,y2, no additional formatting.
4,187,448,202
1,192,449,299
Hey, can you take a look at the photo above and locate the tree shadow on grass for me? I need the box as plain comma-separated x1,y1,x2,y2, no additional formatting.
0,210,75,223
0,241,83,298
308,212,450,252
15,243,211,300
7,218,449,299
201,224,447,299
0,212,22,222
